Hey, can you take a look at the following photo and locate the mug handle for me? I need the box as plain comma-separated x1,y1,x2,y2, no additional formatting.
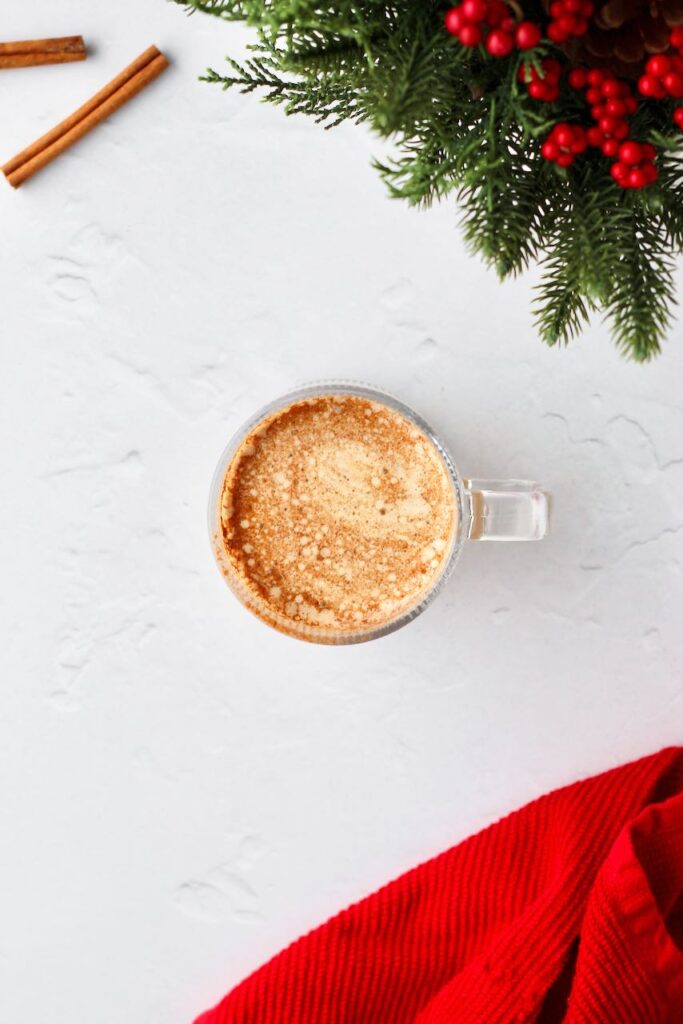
464,479,550,541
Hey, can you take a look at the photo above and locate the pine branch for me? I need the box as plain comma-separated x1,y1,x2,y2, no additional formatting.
202,53,368,125
172,0,683,357
534,207,599,345
171,0,248,18
604,210,676,360
281,35,369,76
534,168,616,344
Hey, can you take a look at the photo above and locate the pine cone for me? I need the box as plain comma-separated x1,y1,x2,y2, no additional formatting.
579,0,683,72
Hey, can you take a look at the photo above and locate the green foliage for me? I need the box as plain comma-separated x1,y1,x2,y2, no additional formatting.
173,0,683,358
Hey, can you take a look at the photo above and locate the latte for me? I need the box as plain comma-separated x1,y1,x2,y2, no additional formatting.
216,393,456,640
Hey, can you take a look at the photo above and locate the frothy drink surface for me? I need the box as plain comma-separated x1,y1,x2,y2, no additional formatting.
218,394,456,637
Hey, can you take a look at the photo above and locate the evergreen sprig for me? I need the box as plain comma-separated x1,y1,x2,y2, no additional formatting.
173,0,683,358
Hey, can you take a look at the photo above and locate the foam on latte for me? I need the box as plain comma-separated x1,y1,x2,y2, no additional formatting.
217,394,456,637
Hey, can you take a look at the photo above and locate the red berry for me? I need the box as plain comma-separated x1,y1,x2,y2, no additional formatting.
619,140,643,164
591,104,608,120
674,106,683,128
544,58,563,80
587,68,606,86
671,26,683,49
547,22,569,42
610,161,629,182
599,116,621,135
600,79,621,97
586,87,603,104
458,22,483,45
558,13,578,33
549,2,565,16
445,7,463,33
642,162,658,184
555,125,575,148
628,167,647,189
485,28,515,56
641,142,657,161
587,126,603,146
646,54,671,78
614,120,629,139
664,72,683,97
529,80,551,100
639,74,666,98
541,139,560,161
606,99,627,117
515,21,542,48
572,132,587,154
447,10,466,32
602,138,620,157
625,96,639,114
556,152,575,167
568,67,588,88
462,0,488,20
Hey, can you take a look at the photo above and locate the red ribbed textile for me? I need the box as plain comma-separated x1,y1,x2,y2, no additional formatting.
195,748,683,1024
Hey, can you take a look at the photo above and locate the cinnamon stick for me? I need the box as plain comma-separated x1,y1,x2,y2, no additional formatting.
0,35,84,54
0,35,86,69
2,46,168,188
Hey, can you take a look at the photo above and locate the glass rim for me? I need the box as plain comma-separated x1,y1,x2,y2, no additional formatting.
208,380,468,644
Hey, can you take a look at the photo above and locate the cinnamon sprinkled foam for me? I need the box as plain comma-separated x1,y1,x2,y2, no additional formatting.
218,394,456,637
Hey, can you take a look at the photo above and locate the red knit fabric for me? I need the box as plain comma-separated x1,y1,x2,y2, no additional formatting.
195,748,683,1024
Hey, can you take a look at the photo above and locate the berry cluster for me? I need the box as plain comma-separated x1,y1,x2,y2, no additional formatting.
638,28,683,131
518,57,562,101
444,1,541,56
539,66,658,188
638,51,683,100
540,122,587,166
609,142,658,189
546,0,593,43
634,28,683,132
443,7,682,188
569,67,636,156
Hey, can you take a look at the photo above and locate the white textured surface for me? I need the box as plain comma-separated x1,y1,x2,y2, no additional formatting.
1,4,682,1022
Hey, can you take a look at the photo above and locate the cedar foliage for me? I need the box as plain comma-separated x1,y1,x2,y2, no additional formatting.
173,0,683,358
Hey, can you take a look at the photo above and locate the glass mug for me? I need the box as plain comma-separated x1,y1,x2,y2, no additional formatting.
208,382,550,644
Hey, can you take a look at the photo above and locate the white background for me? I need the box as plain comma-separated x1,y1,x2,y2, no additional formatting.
1,4,682,1023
